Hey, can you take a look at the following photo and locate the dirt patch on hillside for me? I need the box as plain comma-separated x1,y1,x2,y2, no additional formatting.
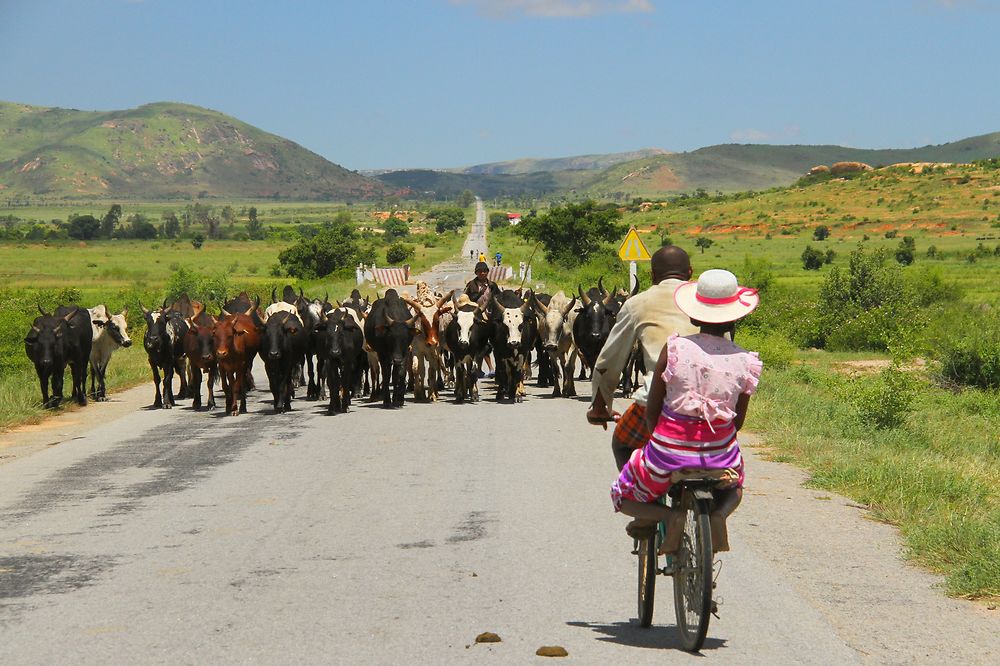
647,165,683,191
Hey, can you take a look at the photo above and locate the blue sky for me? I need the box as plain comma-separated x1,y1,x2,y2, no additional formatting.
1,0,998,170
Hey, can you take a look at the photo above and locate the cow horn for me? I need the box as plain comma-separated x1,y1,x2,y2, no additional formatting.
519,299,530,314
324,291,329,304
630,278,640,297
335,299,343,308
121,306,128,319
578,285,591,306
161,298,168,310
561,297,577,317
602,290,614,307
37,304,51,317
139,301,150,317
405,313,421,328
436,289,455,309
598,277,608,298
62,307,79,322
492,296,505,313
271,287,278,304
533,294,549,315
402,296,422,312
220,307,231,318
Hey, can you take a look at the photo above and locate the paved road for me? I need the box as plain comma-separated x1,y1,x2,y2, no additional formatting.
2,221,998,663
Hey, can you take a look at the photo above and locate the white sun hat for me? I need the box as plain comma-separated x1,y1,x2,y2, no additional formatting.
673,269,759,324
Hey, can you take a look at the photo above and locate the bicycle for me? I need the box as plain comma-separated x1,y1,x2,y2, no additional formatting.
633,469,730,652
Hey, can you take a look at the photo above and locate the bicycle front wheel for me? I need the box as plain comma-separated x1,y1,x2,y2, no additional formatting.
636,534,657,627
672,494,713,651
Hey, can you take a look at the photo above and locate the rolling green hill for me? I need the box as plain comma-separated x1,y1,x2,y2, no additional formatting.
0,101,383,201
584,133,1000,198
451,148,669,175
375,168,592,200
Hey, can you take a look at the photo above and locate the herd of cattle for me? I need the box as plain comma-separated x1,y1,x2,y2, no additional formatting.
24,279,642,416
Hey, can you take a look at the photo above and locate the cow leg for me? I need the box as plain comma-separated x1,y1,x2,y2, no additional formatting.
162,362,175,409
379,357,393,408
563,352,577,397
149,359,163,408
392,359,406,407
413,354,426,402
36,365,53,408
89,362,97,400
454,362,466,403
206,366,217,410
175,358,189,399
235,369,248,415
97,361,109,401
190,365,203,409
305,354,317,400
548,350,562,397
428,352,441,402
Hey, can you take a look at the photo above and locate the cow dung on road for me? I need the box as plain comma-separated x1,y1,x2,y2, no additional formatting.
474,632,501,643
536,645,569,657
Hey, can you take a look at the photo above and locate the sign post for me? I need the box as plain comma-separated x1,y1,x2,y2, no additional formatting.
617,226,651,292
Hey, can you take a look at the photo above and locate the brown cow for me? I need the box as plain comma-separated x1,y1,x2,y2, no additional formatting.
214,299,262,416
183,302,219,410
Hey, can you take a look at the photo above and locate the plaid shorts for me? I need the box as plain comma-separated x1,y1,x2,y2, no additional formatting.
613,402,650,451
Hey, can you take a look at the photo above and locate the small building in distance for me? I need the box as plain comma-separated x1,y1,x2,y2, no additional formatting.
507,213,522,226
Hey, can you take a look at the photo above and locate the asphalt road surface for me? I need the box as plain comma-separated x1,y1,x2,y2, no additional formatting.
2,217,998,664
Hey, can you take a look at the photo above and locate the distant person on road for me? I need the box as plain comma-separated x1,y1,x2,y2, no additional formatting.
587,245,698,471
464,261,498,377
494,252,502,267
608,269,762,554
478,251,487,264
470,249,475,260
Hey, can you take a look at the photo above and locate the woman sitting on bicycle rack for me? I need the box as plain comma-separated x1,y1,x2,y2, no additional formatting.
610,269,762,554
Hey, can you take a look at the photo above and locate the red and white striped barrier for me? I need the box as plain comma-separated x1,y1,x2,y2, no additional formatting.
488,265,512,283
372,266,409,286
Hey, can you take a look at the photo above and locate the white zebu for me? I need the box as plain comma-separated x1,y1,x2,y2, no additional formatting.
532,291,578,397
87,304,132,401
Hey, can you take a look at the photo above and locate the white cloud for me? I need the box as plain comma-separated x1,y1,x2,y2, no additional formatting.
450,0,655,19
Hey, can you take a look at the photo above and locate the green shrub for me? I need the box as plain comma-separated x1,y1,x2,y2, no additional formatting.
735,330,794,370
936,314,1000,389
847,366,914,429
385,242,414,265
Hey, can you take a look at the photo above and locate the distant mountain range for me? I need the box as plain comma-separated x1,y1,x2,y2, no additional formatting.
3,100,999,201
0,101,380,200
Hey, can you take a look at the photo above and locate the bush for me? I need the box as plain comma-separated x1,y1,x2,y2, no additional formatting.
933,309,1000,389
816,247,923,351
385,242,414,265
801,245,824,270
516,200,623,267
489,212,508,230
278,221,359,279
813,225,831,241
384,217,409,238
163,267,231,310
740,255,774,293
847,366,914,429
735,330,794,370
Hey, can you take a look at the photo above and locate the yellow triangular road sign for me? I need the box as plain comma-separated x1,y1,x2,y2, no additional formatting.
618,227,651,261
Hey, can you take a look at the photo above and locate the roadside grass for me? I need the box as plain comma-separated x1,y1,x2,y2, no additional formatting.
746,363,1000,599
0,346,151,431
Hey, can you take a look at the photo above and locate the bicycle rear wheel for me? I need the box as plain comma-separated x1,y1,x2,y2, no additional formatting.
636,534,657,627
672,493,713,651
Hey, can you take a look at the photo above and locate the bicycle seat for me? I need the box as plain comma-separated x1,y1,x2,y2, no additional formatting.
670,468,739,488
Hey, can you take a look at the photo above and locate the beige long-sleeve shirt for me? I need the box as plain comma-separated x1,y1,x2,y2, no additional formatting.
591,278,699,411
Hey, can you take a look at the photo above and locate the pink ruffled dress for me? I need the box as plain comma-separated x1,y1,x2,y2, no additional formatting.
611,334,763,509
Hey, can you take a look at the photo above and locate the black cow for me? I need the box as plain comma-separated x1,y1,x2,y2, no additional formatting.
319,308,365,413
25,307,87,408
53,305,93,406
363,289,418,408
573,278,619,382
444,297,491,403
340,290,373,397
141,303,188,409
261,310,307,413
490,289,538,403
